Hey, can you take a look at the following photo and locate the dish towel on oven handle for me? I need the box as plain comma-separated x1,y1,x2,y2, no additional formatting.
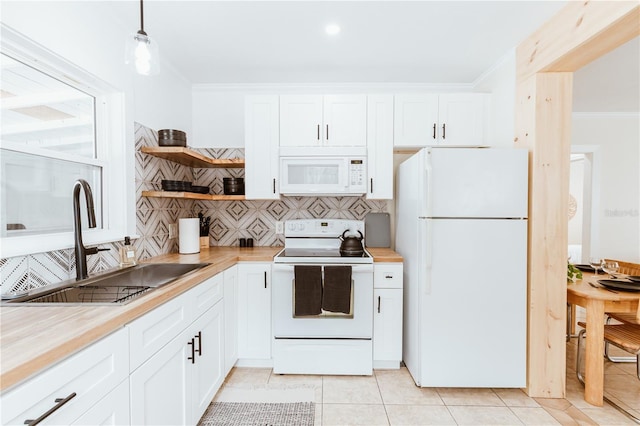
322,266,352,314
294,265,323,316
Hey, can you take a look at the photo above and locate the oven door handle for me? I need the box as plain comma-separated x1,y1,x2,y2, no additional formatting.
272,264,373,272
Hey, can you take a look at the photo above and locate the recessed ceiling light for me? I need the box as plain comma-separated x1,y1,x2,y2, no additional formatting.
325,24,341,36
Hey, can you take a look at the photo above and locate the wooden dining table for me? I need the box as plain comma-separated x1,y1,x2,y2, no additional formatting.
566,272,640,406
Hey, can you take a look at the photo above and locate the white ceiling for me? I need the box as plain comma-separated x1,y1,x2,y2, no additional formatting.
107,1,638,112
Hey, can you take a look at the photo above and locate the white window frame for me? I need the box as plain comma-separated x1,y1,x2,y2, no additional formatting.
0,25,131,258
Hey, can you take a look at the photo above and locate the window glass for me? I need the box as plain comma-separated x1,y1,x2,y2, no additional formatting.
0,150,102,237
0,52,102,238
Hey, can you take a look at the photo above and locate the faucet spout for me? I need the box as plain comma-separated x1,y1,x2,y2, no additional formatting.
73,179,97,280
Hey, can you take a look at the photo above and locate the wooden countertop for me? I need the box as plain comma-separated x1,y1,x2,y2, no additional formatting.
0,246,402,391
366,247,403,262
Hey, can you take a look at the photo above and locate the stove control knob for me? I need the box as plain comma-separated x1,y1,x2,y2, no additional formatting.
288,223,296,231
297,223,305,231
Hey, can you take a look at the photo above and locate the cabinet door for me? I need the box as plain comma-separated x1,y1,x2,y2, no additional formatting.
373,289,403,363
237,263,272,361
191,302,225,423
223,265,239,374
71,379,130,426
245,95,280,199
366,95,394,199
437,94,488,145
130,328,191,426
393,94,439,148
279,95,323,147
323,95,367,146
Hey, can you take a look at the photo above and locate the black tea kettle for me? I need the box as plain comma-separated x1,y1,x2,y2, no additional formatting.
339,230,364,257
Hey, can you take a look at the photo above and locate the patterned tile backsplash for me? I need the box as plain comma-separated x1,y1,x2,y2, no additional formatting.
0,122,390,294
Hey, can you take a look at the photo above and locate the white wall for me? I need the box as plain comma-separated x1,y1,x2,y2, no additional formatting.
1,1,192,133
571,113,640,263
473,49,516,147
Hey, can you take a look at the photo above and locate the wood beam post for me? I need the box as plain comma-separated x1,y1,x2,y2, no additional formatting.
516,73,573,398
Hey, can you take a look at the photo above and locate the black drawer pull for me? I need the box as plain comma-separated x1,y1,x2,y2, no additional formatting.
187,337,195,364
385,275,393,279
24,392,77,425
195,331,202,356
377,296,381,313
264,271,268,289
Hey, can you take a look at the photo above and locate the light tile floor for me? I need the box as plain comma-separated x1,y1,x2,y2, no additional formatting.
214,339,639,425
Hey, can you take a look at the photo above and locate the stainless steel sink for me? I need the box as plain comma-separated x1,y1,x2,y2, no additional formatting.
2,263,210,305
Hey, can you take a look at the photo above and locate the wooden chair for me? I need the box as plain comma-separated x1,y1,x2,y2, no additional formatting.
604,259,640,276
576,321,640,423
602,259,640,360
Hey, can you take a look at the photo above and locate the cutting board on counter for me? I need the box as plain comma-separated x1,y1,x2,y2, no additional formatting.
364,212,390,248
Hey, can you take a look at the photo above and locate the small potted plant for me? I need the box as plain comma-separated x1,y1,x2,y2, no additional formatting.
567,262,583,283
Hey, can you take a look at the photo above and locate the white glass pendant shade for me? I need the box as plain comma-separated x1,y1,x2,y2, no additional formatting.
125,31,159,76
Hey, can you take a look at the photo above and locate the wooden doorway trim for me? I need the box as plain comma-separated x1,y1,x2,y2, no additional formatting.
514,1,639,401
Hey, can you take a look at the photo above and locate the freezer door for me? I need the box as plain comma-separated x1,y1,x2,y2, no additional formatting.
426,148,528,218
419,218,527,387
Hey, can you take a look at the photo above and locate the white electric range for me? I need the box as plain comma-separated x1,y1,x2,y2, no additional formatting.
272,219,374,375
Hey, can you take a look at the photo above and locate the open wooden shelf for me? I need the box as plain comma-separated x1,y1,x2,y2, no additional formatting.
140,146,245,168
142,191,245,201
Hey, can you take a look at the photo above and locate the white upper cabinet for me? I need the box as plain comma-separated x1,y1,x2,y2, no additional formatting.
393,94,439,148
437,94,488,146
394,93,489,148
245,95,280,199
280,95,367,147
366,95,394,200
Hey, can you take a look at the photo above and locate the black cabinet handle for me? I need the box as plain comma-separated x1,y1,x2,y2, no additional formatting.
442,123,446,139
432,123,436,139
187,338,195,364
385,275,393,279
370,178,373,194
264,271,268,289
317,124,320,140
272,178,276,194
24,392,77,425
326,124,329,140
377,296,381,313
195,331,202,357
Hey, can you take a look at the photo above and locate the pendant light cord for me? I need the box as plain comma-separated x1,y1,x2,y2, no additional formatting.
139,0,146,35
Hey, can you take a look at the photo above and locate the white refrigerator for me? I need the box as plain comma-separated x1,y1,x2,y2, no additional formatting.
395,147,529,388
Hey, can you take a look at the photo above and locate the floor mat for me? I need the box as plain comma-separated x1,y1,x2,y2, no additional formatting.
198,401,315,426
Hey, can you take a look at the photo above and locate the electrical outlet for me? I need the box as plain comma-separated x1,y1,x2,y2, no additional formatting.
275,221,284,234
168,223,177,239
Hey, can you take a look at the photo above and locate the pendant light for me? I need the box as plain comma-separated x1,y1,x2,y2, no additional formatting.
125,0,159,76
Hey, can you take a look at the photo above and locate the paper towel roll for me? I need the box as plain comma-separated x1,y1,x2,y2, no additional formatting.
179,218,200,254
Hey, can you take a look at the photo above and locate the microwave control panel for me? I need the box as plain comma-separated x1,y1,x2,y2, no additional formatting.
349,159,365,187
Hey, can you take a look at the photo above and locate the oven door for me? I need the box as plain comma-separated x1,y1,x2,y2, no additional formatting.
272,263,373,339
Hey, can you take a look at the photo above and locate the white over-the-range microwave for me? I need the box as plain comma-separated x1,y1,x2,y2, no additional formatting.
279,148,367,196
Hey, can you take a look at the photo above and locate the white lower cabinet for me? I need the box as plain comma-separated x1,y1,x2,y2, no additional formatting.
237,263,272,365
191,302,224,422
373,263,403,369
71,379,130,425
223,265,239,374
1,328,129,426
128,271,226,425
130,318,192,426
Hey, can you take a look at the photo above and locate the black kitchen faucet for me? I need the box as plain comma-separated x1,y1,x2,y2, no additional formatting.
73,179,108,280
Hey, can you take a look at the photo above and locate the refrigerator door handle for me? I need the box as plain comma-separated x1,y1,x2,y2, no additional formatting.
424,151,433,218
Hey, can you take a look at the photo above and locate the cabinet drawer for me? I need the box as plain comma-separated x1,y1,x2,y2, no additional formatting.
192,272,223,320
374,264,403,289
128,291,194,371
1,328,128,426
